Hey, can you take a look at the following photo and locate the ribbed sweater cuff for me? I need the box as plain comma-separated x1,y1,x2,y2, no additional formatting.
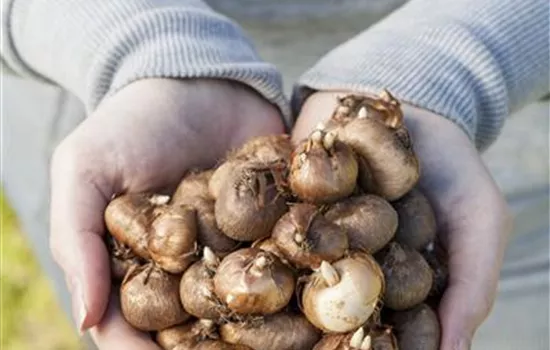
5,1,290,126
293,0,549,151
90,9,291,125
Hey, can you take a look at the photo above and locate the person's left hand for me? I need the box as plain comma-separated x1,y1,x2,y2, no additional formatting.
292,90,512,350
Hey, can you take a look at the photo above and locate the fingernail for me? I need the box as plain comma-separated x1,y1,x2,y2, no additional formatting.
71,283,88,335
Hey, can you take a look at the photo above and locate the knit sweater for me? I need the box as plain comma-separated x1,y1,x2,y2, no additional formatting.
2,0,548,151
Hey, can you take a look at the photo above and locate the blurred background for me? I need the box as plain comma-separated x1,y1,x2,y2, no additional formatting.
1,193,84,349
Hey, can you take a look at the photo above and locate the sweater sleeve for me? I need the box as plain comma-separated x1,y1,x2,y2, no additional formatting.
0,0,290,124
292,0,549,151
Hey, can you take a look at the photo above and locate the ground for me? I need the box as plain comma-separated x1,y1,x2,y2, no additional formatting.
1,192,84,350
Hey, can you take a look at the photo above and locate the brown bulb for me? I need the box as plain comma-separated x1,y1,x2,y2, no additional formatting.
391,188,437,251
120,265,189,331
289,129,358,204
272,203,348,269
220,313,321,350
215,163,288,241
422,243,449,301
335,93,419,201
386,304,441,350
148,204,198,274
213,248,295,315
180,247,227,320
172,170,215,202
325,195,397,254
172,170,239,257
377,242,433,310
105,193,170,259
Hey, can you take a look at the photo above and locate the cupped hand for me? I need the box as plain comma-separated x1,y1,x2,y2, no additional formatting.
293,91,513,350
49,78,284,349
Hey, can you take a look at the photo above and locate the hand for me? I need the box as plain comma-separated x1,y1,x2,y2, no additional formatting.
293,91,513,350
49,78,284,349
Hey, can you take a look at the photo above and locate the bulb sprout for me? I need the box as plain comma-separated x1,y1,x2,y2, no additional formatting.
254,256,268,270
203,246,219,268
311,130,324,143
358,107,368,119
320,261,340,287
360,335,372,350
323,131,337,150
294,233,305,244
350,327,365,348
148,194,171,206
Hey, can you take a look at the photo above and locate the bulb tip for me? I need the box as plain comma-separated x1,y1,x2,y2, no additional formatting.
350,327,365,348
311,130,324,143
360,335,372,350
149,194,171,205
320,261,340,287
203,246,219,268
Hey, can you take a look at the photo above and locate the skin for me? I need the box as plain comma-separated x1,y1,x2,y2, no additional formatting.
293,91,512,350
48,78,284,349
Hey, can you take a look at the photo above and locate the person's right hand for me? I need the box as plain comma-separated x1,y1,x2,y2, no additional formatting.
49,78,285,349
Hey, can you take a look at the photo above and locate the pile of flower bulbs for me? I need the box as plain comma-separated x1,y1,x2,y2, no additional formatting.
105,90,448,350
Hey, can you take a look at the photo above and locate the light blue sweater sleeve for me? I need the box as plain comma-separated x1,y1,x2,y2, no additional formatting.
0,0,291,123
293,0,550,151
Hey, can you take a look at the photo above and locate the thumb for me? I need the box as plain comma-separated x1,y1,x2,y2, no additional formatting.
49,143,113,332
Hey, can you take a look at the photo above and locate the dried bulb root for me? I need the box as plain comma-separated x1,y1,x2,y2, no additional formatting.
220,313,321,350
105,235,142,281
105,193,169,259
391,188,437,251
325,195,397,254
148,204,198,274
215,163,288,241
209,135,293,199
289,129,358,204
251,238,291,266
386,303,441,350
180,247,227,320
313,326,397,350
378,242,433,310
213,248,295,315
272,203,348,269
330,91,403,128
156,319,218,350
302,254,384,333
120,265,189,331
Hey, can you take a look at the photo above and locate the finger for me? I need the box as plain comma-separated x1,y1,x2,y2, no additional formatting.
89,293,162,350
50,143,114,332
436,185,512,350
